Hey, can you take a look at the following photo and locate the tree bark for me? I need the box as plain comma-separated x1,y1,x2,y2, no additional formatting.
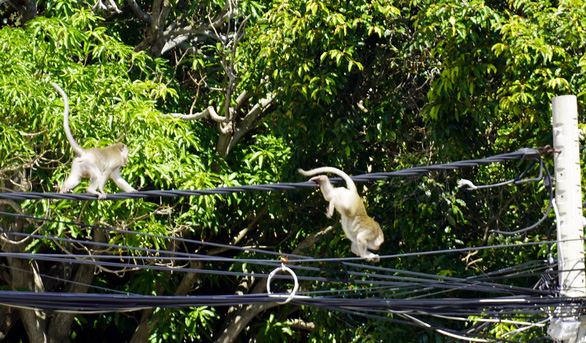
47,230,107,343
129,261,204,343
0,218,47,343
6,0,37,24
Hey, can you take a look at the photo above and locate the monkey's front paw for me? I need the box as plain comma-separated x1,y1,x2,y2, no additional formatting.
366,254,380,263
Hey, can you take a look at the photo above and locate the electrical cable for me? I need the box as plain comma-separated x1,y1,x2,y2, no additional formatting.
0,207,559,303
0,147,561,338
0,210,559,282
0,263,134,295
285,239,558,263
458,155,554,236
0,290,578,314
0,222,555,293
0,220,558,314
0,210,304,260
0,247,548,296
0,148,541,201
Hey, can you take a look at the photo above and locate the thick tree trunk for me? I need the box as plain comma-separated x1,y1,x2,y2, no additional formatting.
47,230,107,343
1,217,48,343
215,303,275,343
130,262,204,343
0,306,18,340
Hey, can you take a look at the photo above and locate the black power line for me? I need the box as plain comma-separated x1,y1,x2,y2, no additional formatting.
0,148,541,201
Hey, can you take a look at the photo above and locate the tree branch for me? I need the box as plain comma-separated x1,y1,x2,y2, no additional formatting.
92,0,122,14
207,204,268,255
6,0,36,23
219,93,275,156
126,0,150,22
289,319,316,332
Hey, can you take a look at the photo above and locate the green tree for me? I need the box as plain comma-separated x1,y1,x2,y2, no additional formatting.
0,10,227,342
2,0,585,341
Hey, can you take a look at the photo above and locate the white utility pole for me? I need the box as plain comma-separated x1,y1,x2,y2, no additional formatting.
547,95,586,342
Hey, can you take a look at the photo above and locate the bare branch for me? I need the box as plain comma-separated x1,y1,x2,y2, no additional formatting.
92,0,122,14
227,93,275,151
161,35,192,55
126,0,151,22
0,200,21,213
207,204,268,255
235,90,250,109
159,0,239,54
162,6,234,39
168,105,227,122
169,107,213,121
289,319,316,332
293,226,334,254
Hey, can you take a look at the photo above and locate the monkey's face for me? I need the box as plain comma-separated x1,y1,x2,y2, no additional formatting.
373,231,384,249
370,221,384,250
118,143,130,165
309,175,328,185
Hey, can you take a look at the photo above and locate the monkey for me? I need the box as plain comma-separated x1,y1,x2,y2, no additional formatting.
298,167,384,262
50,81,137,199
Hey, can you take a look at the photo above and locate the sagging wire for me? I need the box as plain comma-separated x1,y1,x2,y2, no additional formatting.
304,296,571,320
0,211,463,292
532,201,561,293
0,146,557,316
0,282,573,316
0,246,547,297
457,157,544,190
2,229,514,294
457,153,554,236
401,313,491,343
0,148,540,201
0,210,557,281
0,212,556,305
500,317,552,339
285,240,557,264
0,263,133,295
304,303,524,343
0,242,556,318
7,290,554,343
0,210,302,260
432,313,546,327
0,146,566,343
0,148,549,272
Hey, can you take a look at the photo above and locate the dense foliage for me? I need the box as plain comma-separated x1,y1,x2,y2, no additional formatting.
1,0,585,341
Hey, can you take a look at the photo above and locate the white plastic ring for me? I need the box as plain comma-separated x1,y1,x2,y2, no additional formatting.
267,264,299,304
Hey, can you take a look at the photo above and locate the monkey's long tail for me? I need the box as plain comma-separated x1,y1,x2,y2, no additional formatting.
297,167,356,192
50,81,84,156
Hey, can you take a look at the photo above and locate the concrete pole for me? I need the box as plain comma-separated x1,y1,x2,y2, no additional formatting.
548,95,586,342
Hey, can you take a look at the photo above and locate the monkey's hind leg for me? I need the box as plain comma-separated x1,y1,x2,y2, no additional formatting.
86,180,107,199
86,167,109,200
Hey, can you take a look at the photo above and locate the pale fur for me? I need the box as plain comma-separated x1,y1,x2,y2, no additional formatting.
51,81,136,199
299,167,384,262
